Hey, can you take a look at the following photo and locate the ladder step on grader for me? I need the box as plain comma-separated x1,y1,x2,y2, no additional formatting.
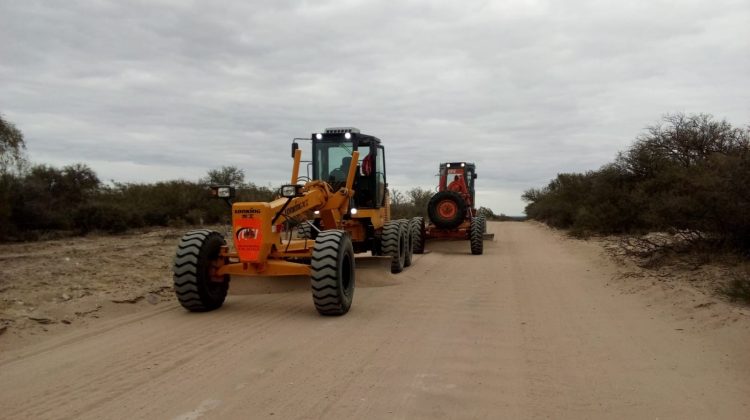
172,127,421,316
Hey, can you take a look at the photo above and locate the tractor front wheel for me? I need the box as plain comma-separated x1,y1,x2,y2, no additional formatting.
470,217,484,255
173,230,229,312
310,230,355,316
382,220,406,273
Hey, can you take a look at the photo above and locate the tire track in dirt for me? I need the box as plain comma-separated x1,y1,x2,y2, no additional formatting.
0,222,748,419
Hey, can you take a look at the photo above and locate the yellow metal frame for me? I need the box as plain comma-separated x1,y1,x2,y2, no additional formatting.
218,148,368,278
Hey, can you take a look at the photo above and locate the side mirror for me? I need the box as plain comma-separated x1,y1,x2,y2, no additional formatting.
291,142,299,158
472,173,478,180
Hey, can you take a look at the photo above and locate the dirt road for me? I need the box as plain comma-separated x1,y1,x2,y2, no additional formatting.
1,222,748,419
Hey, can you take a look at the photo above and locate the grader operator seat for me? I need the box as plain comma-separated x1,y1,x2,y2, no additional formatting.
327,156,352,190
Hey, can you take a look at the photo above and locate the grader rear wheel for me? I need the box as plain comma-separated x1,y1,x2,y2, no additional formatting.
310,230,355,316
297,220,318,240
382,220,406,273
173,230,229,312
410,216,425,254
402,219,414,267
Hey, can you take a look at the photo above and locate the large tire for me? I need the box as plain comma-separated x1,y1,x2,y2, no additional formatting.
428,191,467,229
478,215,487,233
381,220,406,273
411,216,425,254
310,230,355,316
401,219,414,268
370,236,382,256
173,230,229,312
297,220,318,240
470,217,484,255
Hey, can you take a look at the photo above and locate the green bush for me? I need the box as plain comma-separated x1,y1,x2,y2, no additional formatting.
523,113,750,251
0,161,277,241
391,187,432,220
73,203,129,234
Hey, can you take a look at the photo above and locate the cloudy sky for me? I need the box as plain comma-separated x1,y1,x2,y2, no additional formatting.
1,0,748,215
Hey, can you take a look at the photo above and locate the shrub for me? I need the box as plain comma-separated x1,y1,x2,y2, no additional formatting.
523,113,750,251
73,203,129,234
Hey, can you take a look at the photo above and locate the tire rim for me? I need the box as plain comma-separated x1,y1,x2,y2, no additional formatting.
437,199,458,220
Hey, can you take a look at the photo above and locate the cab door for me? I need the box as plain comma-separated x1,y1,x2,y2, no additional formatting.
375,146,386,207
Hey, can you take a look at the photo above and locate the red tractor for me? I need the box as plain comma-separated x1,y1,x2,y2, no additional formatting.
411,162,490,255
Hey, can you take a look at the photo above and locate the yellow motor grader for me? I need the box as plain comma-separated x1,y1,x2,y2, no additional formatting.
172,127,419,316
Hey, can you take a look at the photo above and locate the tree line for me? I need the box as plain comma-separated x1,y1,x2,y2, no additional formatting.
523,113,750,251
2,114,491,240
0,162,278,240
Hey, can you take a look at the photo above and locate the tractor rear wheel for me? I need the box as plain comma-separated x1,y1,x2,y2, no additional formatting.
411,216,425,254
382,220,406,273
402,219,414,267
470,217,484,255
310,230,355,316
428,191,467,229
173,230,229,312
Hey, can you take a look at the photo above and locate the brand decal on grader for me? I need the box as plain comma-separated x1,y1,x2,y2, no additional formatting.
235,218,263,261
284,200,308,216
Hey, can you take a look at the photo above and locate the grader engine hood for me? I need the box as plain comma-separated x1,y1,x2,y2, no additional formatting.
232,202,274,263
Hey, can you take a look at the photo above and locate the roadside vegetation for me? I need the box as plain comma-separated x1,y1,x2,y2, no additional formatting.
0,163,277,240
2,114,502,242
522,113,750,302
0,114,270,240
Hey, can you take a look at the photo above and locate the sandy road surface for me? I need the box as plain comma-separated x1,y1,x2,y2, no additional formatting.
1,222,748,419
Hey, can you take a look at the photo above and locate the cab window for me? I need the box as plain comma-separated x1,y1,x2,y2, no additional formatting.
375,146,386,206
313,141,354,183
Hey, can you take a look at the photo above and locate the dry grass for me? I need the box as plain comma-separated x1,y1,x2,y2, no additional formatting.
602,231,750,306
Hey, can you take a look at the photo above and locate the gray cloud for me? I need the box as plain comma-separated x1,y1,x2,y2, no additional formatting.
1,0,748,214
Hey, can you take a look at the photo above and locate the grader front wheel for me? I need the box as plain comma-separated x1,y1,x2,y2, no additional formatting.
173,230,229,312
310,230,355,316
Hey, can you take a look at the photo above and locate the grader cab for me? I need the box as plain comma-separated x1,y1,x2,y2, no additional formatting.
172,128,420,316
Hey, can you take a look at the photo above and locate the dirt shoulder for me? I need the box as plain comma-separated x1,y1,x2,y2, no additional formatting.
599,231,749,329
0,227,204,348
2,223,748,350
